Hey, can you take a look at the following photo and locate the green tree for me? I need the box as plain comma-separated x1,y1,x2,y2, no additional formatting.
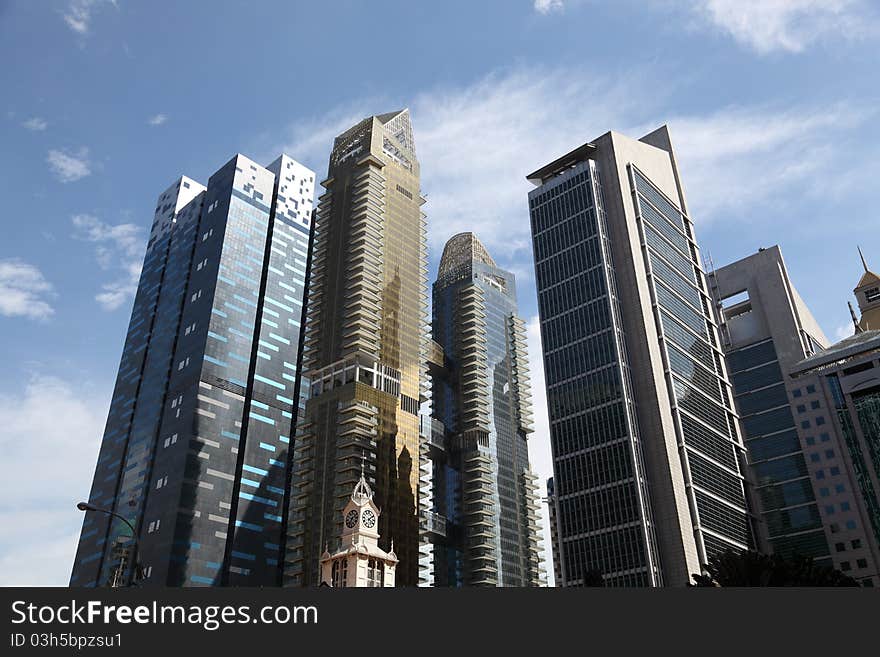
690,549,860,587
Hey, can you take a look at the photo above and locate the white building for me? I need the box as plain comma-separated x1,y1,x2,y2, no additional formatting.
320,474,398,587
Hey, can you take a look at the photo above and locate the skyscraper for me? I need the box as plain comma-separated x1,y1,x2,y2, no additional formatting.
285,110,427,586
708,246,831,560
781,254,880,586
70,153,315,587
424,232,544,586
528,128,751,587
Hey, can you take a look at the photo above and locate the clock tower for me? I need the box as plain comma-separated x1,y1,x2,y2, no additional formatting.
319,473,398,587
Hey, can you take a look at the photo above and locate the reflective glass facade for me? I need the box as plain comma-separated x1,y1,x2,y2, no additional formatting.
529,158,660,587
529,130,751,586
632,165,751,559
426,233,544,586
70,154,314,587
285,110,427,586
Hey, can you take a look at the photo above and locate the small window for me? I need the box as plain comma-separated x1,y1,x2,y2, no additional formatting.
835,542,846,552
825,449,835,459
793,389,803,398
811,400,820,410
857,558,868,569
841,501,850,511
820,487,830,497
846,520,857,530
820,433,830,443
852,539,862,549
831,467,840,476
801,420,811,429
840,561,851,571
797,404,806,414
816,417,826,426
810,454,820,463
806,436,815,445
806,385,816,394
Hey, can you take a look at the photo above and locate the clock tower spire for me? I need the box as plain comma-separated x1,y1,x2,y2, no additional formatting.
319,473,398,587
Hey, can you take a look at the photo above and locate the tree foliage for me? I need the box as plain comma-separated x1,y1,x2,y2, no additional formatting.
690,549,860,587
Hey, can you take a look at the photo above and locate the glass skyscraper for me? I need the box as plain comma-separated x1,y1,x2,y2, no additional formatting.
708,246,831,560
285,110,428,586
424,232,544,586
528,129,751,586
70,153,315,587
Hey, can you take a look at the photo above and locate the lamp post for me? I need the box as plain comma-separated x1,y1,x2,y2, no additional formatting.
76,502,142,587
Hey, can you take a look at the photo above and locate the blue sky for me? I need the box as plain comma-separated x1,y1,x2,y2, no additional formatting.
1,0,879,586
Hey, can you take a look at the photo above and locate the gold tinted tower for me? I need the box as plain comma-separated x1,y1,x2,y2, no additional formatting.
285,110,427,586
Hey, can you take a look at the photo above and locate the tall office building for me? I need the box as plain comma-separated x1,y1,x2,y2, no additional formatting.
782,254,880,586
527,128,751,587
424,232,544,586
70,153,315,587
708,246,831,560
285,110,427,586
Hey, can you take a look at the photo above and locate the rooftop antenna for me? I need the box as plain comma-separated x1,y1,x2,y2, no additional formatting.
848,301,863,334
859,246,869,273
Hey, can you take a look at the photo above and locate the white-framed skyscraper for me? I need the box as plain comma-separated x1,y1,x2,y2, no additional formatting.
527,128,751,586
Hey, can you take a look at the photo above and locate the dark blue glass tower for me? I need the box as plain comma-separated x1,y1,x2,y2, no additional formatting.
70,154,315,587
426,232,544,586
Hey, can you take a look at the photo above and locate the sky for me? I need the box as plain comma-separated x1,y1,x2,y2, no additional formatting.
1,0,879,587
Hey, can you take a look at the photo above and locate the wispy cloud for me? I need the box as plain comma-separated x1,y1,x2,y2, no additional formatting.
62,0,117,36
271,67,871,273
689,0,878,54
47,148,91,183
147,113,168,126
534,0,565,14
22,117,48,131
0,260,55,320
72,214,144,311
0,374,108,585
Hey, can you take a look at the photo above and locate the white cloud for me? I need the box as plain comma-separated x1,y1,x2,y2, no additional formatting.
0,374,109,585
47,147,91,183
272,65,870,277
148,113,168,126
534,0,565,14
0,259,54,320
526,314,555,585
834,321,856,341
72,214,144,311
62,0,117,36
23,117,48,131
689,0,878,54
656,103,868,219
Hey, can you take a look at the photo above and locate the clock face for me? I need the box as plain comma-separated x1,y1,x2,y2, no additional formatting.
345,509,359,528
362,509,376,528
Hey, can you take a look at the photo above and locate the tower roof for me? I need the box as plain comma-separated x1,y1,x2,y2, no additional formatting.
856,246,880,288
437,232,497,280
351,473,374,506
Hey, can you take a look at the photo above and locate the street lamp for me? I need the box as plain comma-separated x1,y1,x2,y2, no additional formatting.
76,502,143,587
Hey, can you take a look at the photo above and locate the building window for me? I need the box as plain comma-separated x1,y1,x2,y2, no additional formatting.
835,542,845,552
830,467,840,476
801,420,810,429
810,453,820,463
820,433,830,442
793,389,802,398
806,385,816,394
857,559,868,569
840,561,851,571
816,417,826,426
825,449,835,459
797,404,806,414
806,436,816,445
852,539,862,549
811,400,821,410
841,502,851,511
846,520,857,530
820,487,830,497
